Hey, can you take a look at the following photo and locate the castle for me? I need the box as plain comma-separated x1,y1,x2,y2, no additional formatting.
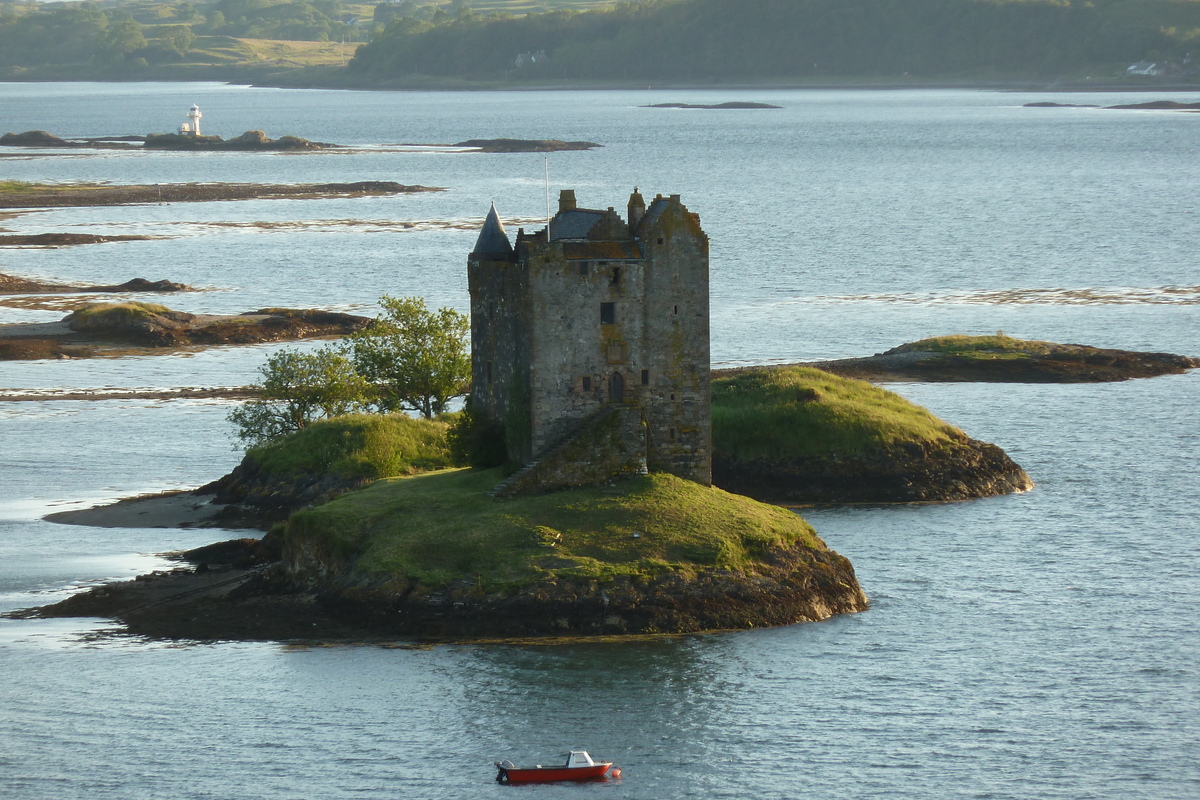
468,189,711,494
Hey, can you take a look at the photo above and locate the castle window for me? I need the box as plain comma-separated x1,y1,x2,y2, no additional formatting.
641,369,649,385
583,376,592,392
673,305,678,315
578,262,589,277
610,267,622,287
600,302,615,324
657,237,664,245
669,428,677,440
486,361,493,384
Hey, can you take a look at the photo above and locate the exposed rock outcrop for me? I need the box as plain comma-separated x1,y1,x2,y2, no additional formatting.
0,130,70,147
0,181,439,209
18,535,867,642
714,435,1033,505
451,138,601,152
143,130,332,150
0,273,192,294
643,102,782,109
804,341,1199,383
0,233,156,247
284,541,866,639
197,455,373,523
0,304,371,359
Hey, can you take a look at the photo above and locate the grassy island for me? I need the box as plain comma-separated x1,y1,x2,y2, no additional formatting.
272,466,865,638
714,365,960,461
806,334,1199,383
0,301,371,360
711,366,1032,503
205,413,455,520
285,468,822,586
33,361,1047,640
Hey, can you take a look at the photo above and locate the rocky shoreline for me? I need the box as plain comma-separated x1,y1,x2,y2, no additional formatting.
1,130,603,154
450,138,601,152
643,101,782,109
0,180,438,209
713,340,1200,384
715,435,1032,505
0,274,190,294
17,528,867,642
0,304,371,360
0,233,158,247
1025,100,1200,112
805,343,1199,383
1,129,336,151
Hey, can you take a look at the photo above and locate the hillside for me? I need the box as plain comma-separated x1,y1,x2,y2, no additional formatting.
348,0,1200,85
2,0,1197,85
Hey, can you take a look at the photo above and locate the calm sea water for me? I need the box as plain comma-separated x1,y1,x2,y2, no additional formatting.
0,84,1197,799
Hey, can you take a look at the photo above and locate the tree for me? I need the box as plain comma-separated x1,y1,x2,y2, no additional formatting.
229,345,370,447
158,24,195,54
93,14,146,65
350,295,469,419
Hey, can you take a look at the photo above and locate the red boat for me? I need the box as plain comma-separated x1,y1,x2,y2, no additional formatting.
494,750,620,784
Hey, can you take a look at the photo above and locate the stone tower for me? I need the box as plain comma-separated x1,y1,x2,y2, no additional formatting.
468,189,711,492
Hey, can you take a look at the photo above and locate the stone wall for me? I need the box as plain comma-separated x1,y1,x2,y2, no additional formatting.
468,190,712,489
638,196,712,484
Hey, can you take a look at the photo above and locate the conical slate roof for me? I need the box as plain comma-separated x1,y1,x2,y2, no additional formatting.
471,203,513,257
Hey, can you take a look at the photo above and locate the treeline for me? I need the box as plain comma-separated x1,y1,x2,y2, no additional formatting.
0,0,356,71
203,0,355,42
0,3,166,67
350,0,1200,81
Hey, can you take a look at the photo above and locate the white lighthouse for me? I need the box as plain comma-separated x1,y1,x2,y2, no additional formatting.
182,104,202,136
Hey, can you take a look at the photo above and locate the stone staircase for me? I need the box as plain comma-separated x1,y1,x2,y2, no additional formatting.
488,406,637,498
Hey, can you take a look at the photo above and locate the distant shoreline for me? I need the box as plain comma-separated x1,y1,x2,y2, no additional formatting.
2,71,1198,94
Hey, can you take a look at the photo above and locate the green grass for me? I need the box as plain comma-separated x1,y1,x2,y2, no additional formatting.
285,469,822,588
896,334,1050,355
248,413,454,480
713,366,962,461
68,302,172,325
0,181,106,194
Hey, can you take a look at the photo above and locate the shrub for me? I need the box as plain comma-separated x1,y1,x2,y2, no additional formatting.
229,345,371,447
446,402,507,468
247,413,453,480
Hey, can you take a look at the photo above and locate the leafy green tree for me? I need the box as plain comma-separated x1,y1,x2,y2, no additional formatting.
229,345,370,447
158,24,195,54
176,2,203,23
350,295,470,419
93,15,146,64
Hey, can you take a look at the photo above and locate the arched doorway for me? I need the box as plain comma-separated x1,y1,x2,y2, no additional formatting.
609,371,624,403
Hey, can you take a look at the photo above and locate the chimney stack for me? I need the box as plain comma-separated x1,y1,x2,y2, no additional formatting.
628,187,646,230
559,189,577,213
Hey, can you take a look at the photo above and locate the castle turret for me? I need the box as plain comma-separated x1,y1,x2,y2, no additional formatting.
471,202,513,258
